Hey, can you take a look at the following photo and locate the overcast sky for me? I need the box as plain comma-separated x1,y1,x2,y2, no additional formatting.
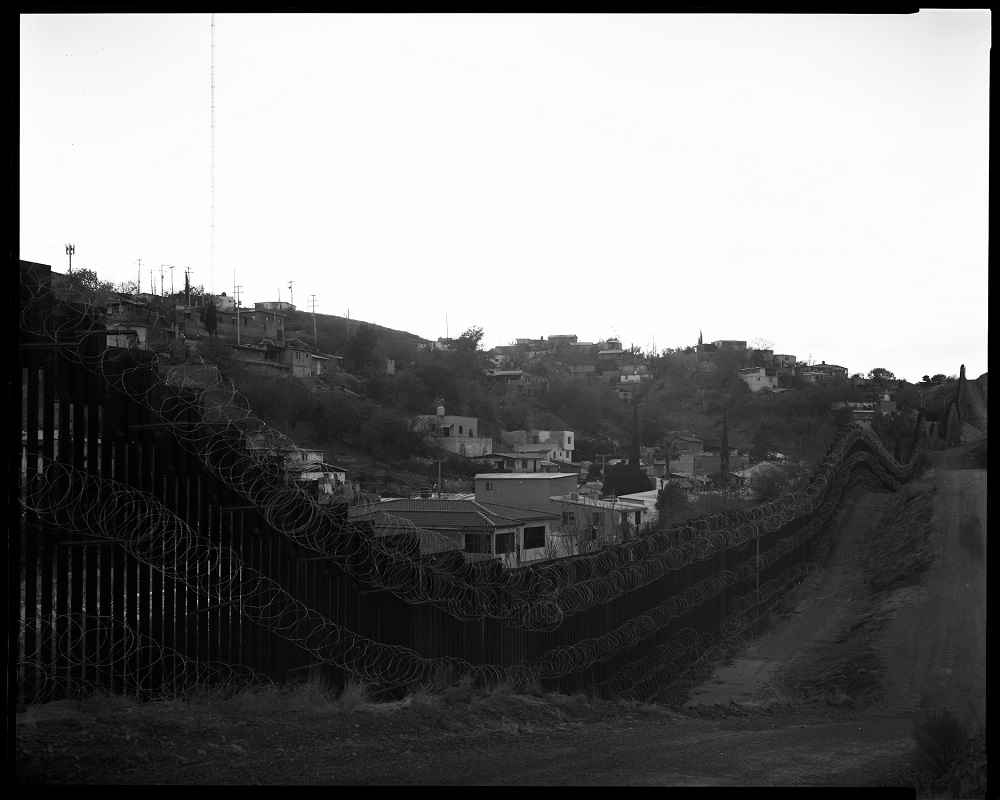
20,12,989,382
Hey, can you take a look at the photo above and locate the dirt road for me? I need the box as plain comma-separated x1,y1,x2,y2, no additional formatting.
16,442,987,786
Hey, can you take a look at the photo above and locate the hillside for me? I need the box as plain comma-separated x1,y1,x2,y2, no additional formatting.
15,436,987,790
188,324,965,498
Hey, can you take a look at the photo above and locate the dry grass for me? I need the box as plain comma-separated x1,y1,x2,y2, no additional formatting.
863,479,937,592
912,708,983,792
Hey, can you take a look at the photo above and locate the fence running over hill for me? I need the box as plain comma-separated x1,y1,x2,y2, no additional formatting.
16,261,929,704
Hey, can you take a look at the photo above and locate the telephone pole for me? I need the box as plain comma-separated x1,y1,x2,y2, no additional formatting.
65,244,75,273
287,281,294,308
234,284,242,345
136,259,142,296
310,294,318,347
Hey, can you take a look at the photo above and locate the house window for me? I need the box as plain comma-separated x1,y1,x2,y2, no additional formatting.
459,426,463,434
522,459,528,469
561,511,576,526
485,481,494,492
494,532,515,556
464,533,492,554
470,429,474,437
524,526,545,550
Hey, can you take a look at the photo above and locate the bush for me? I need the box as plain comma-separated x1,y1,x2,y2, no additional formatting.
912,708,970,780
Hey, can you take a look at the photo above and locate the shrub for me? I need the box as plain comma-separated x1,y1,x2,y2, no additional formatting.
912,708,970,780
337,678,370,712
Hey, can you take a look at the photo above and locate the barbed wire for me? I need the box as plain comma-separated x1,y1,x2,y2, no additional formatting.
18,269,929,698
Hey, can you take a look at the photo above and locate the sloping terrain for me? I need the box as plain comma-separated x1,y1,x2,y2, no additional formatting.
15,439,987,787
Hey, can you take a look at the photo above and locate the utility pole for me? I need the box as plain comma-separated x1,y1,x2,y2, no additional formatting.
169,265,175,295
234,284,242,345
136,259,142,296
65,244,74,273
159,265,165,296
287,281,294,308
310,294,318,347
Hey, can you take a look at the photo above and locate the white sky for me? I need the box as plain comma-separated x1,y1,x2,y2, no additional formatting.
20,12,989,382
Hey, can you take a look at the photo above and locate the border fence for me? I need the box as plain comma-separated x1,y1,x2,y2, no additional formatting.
15,260,928,705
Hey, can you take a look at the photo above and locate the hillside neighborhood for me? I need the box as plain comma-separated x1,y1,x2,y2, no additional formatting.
41,268,923,569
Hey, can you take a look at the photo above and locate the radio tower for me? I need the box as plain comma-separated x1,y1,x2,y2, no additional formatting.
210,13,216,294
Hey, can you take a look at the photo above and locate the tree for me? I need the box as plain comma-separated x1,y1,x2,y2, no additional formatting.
456,326,485,352
204,299,218,337
655,482,687,522
602,462,651,497
346,323,379,372
868,367,897,393
52,267,116,303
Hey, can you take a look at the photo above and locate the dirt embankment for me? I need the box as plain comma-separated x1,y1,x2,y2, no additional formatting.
16,445,987,786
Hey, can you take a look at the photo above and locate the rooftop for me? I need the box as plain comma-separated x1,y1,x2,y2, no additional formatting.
475,473,578,480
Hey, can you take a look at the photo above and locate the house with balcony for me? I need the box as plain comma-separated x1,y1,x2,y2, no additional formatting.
471,452,546,473
226,340,290,377
500,429,574,464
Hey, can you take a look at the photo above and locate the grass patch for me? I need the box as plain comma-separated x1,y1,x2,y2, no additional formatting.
863,480,936,592
337,678,371,712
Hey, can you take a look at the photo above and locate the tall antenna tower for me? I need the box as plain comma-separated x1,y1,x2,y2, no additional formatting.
210,13,216,294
